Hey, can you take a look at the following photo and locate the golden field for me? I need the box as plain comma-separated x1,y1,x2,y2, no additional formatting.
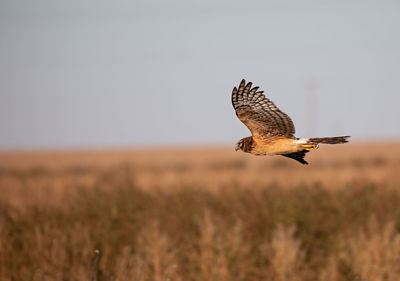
1,141,400,281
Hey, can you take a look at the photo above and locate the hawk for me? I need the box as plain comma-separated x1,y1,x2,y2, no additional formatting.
232,79,349,164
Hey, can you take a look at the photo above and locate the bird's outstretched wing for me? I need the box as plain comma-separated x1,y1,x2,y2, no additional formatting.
231,79,296,139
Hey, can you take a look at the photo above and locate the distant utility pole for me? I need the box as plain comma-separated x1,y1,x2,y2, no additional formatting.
306,79,317,137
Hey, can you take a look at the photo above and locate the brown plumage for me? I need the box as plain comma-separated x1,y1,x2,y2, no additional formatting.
232,79,350,164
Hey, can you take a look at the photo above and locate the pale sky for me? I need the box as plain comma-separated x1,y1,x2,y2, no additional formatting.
1,0,399,150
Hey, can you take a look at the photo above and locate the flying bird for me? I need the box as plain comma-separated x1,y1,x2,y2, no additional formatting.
232,79,349,164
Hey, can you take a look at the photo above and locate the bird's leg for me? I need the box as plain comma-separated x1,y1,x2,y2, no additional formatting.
302,144,319,151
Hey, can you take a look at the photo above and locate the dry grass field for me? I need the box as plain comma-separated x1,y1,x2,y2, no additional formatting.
1,141,400,281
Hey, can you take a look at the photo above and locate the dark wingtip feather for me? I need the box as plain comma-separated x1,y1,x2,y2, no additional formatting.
294,156,309,165
281,151,309,165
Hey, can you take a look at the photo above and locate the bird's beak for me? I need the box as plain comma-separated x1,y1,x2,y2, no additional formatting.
235,143,240,151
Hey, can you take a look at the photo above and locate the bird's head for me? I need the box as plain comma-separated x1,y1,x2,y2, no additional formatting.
235,137,252,152
235,139,245,152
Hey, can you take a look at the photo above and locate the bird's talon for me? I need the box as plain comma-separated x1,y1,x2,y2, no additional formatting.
302,144,319,150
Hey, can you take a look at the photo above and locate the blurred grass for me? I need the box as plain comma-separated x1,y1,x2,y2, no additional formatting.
1,144,400,280
1,181,400,280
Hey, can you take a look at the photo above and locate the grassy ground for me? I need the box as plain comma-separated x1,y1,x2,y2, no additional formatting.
0,142,400,280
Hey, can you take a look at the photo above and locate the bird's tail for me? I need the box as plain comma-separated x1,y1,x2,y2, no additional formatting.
287,136,350,165
308,136,350,144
